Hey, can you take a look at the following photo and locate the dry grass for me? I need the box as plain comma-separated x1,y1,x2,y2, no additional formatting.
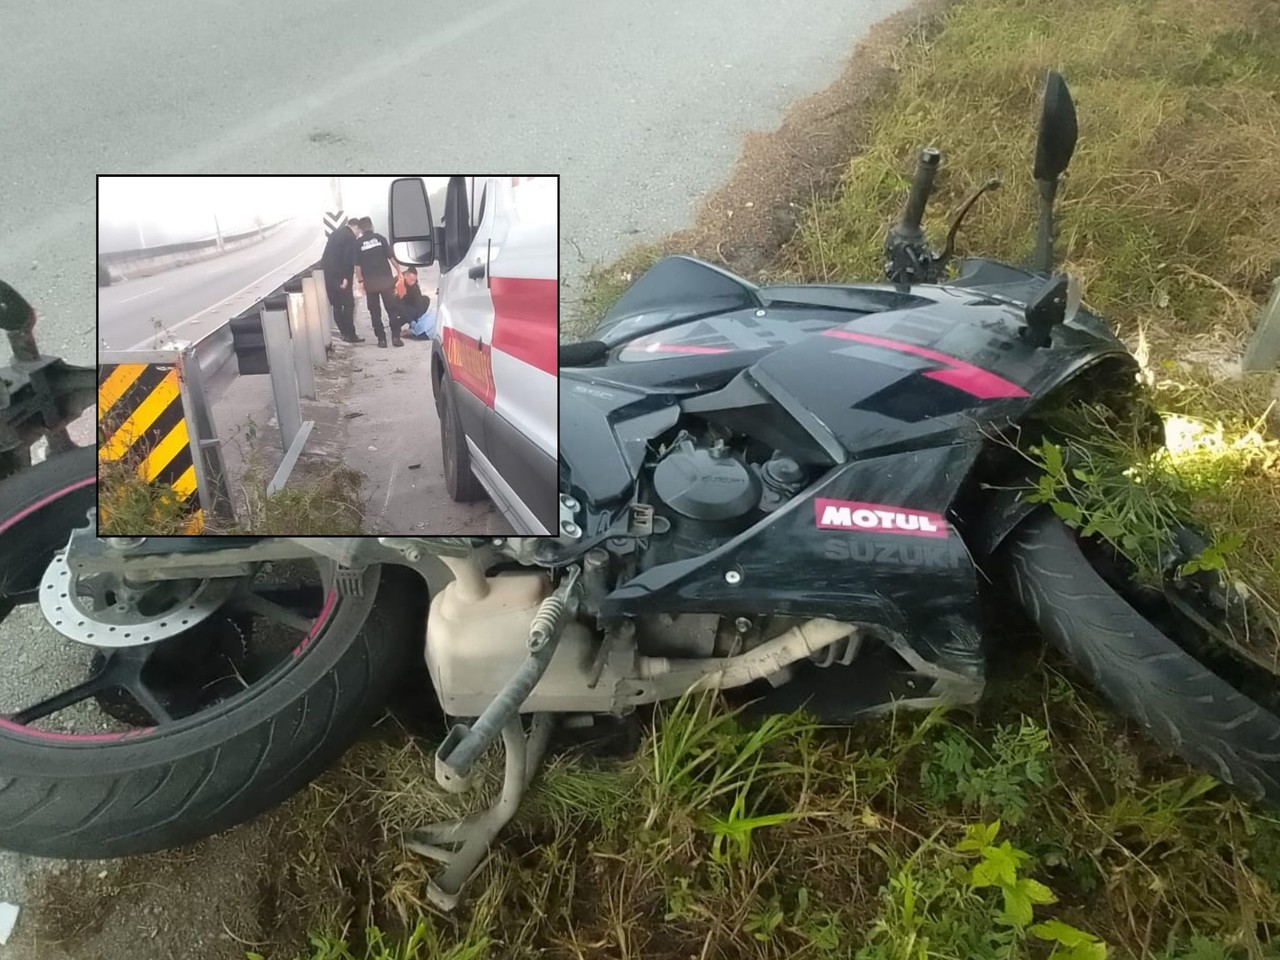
782,0,1280,347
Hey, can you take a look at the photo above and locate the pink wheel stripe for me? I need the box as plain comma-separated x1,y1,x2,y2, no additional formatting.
291,589,338,657
0,719,153,742
0,474,335,742
0,475,96,537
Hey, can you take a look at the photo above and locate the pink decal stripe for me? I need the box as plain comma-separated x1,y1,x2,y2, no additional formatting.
0,475,96,536
823,329,1028,399
815,497,949,538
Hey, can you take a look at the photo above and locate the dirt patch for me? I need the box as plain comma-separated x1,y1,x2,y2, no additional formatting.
566,0,952,337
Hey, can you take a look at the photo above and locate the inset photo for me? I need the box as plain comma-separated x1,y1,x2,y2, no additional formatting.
97,175,559,536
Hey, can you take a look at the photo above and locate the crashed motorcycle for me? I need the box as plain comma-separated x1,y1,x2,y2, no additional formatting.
1,73,1276,911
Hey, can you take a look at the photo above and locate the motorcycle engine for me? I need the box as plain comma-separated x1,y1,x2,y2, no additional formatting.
646,429,809,563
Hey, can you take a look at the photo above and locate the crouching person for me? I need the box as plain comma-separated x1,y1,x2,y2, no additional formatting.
397,269,436,340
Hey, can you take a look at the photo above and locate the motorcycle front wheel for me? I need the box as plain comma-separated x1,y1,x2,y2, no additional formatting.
0,447,413,858
1000,508,1280,806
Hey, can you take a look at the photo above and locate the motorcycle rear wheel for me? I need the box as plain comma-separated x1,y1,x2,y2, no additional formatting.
0,447,412,858
1001,508,1280,806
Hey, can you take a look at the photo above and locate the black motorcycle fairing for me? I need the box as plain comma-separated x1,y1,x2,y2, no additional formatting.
593,256,764,347
950,256,1116,343
559,377,681,515
680,370,844,467
602,442,986,675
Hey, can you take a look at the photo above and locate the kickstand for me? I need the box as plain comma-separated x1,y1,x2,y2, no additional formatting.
405,713,554,911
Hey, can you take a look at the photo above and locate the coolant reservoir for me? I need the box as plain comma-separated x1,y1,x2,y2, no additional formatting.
424,573,611,716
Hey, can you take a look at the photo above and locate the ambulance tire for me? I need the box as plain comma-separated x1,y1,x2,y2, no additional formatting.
440,383,485,503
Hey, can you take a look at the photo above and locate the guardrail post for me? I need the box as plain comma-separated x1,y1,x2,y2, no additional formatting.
261,295,303,451
1243,277,1280,373
287,292,316,400
312,269,334,349
300,275,328,366
177,342,236,525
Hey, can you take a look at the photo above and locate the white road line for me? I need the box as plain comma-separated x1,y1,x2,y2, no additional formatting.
123,239,321,351
117,287,165,303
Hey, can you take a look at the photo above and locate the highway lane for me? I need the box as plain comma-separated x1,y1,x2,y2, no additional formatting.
96,219,323,351
1,0,908,365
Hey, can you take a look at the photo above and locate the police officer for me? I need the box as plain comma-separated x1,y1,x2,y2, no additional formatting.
321,218,363,343
353,216,405,348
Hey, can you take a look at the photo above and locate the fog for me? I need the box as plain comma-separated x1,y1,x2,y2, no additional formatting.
97,176,451,253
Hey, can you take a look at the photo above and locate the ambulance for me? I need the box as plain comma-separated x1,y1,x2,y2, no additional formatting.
388,176,558,535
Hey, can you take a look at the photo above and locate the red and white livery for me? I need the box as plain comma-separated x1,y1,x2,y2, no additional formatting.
389,176,558,534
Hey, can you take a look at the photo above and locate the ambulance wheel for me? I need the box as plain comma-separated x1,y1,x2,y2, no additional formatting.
440,383,485,503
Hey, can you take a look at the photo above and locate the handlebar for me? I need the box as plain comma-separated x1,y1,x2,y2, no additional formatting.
899,147,941,232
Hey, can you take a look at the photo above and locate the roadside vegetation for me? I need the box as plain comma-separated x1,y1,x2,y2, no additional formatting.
96,419,365,536
220,0,1280,955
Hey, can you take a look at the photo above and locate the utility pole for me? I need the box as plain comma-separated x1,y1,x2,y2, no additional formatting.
136,220,146,249
214,212,225,251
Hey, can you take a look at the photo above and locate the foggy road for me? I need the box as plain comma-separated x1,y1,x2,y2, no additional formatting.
97,219,323,351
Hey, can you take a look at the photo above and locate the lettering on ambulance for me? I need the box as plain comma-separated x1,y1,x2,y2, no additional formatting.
814,497,949,539
442,326,495,407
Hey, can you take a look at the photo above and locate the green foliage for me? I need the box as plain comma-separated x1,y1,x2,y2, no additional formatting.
856,823,1106,960
920,717,1051,823
642,691,821,861
254,920,490,960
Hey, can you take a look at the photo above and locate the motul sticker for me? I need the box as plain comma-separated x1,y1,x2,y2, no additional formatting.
814,498,949,538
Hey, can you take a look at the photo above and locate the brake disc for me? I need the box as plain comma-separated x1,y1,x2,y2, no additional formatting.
38,548,239,647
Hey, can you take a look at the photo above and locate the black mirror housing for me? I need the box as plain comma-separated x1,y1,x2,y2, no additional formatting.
388,178,436,266
1033,71,1078,182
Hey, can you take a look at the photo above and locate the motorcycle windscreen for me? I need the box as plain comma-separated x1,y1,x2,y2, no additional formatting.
592,256,763,347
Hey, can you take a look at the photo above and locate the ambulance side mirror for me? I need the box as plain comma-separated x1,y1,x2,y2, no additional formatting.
388,178,436,266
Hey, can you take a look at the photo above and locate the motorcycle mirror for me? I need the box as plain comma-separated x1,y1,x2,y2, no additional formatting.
1033,71,1078,182
1022,273,1070,347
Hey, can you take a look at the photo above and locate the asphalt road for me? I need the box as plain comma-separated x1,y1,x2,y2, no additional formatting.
96,220,323,351
1,0,906,364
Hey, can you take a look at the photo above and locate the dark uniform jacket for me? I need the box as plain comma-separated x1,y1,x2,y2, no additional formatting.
321,227,357,281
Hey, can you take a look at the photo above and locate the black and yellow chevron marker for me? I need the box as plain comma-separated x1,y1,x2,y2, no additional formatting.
97,362,204,534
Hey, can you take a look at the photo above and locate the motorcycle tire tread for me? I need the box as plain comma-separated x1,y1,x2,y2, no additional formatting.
0,449,412,859
1002,508,1280,805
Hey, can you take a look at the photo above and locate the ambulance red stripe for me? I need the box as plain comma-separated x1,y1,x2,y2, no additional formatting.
489,276,558,377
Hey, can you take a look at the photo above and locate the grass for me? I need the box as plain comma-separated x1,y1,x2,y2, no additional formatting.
241,0,1280,955
96,417,366,536
259,677,1280,960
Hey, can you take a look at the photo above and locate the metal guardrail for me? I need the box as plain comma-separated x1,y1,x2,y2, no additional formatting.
97,259,338,531
99,220,291,264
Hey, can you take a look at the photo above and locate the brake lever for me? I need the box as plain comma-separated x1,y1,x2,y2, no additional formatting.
939,177,1002,268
